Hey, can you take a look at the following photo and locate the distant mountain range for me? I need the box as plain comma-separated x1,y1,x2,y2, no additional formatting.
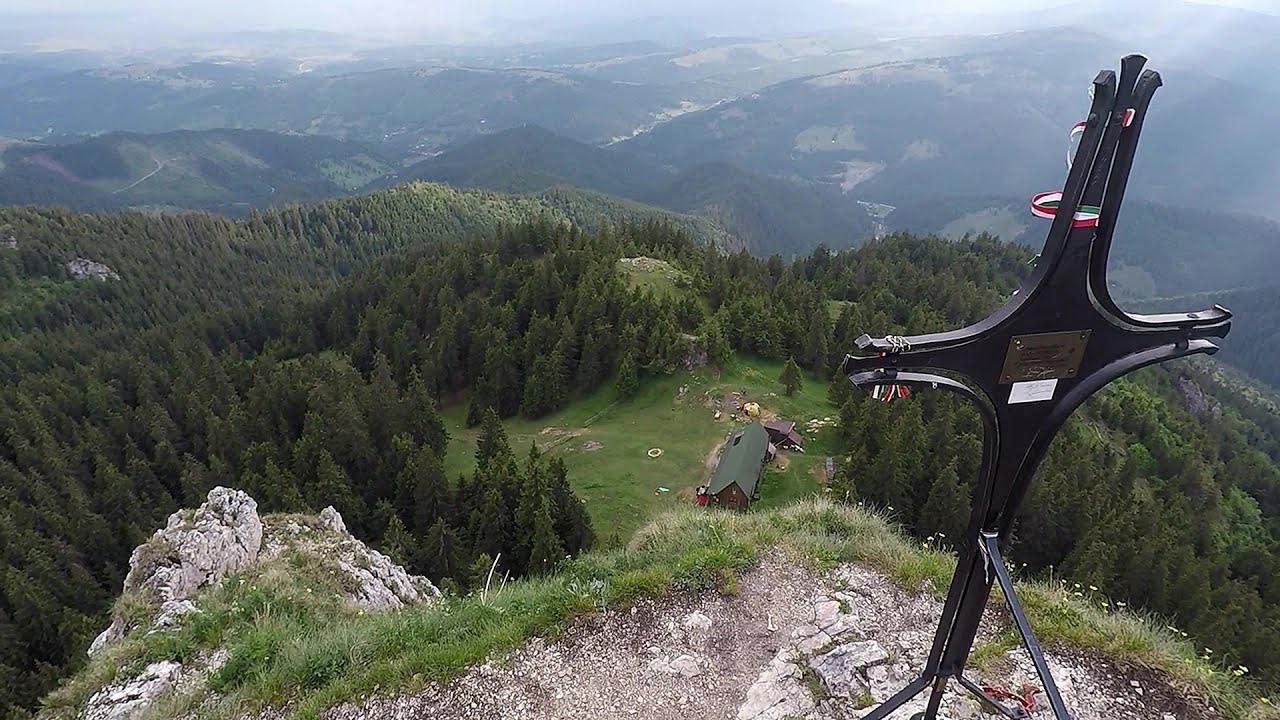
618,43,1280,221
0,63,727,153
0,129,392,214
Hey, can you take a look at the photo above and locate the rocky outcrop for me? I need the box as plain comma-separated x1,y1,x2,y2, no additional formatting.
83,661,183,720
263,508,440,611
66,257,120,281
90,487,263,655
1177,376,1223,422
81,488,439,720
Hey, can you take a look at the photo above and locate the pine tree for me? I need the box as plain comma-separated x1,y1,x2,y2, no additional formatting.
917,462,970,544
469,474,513,563
525,495,565,576
418,519,465,587
615,349,639,399
548,456,594,556
411,446,451,536
407,367,448,454
805,312,831,376
698,314,732,368
779,357,803,396
512,443,547,571
380,514,416,568
475,406,512,470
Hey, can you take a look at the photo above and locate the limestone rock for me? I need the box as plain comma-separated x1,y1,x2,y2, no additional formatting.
335,545,439,610
126,487,263,603
318,506,348,534
84,661,182,720
809,640,887,698
89,487,262,655
682,611,713,646
66,257,120,281
738,658,816,720
670,655,702,678
153,599,200,631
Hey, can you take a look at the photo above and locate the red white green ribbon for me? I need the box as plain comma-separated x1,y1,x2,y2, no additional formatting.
870,349,912,403
871,383,911,403
1030,191,1101,228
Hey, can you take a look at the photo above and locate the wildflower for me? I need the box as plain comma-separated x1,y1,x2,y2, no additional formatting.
1261,697,1271,705
1088,585,1098,591
1205,648,1213,655
357,610,365,617
1117,602,1127,608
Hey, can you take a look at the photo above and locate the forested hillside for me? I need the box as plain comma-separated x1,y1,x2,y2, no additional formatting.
3,196,1280,718
0,130,394,214
1135,285,1280,389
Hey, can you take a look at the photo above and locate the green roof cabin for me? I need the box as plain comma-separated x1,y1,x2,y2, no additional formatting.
707,422,777,510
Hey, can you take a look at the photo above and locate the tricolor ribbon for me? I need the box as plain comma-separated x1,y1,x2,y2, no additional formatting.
1032,102,1135,228
871,383,911,403
1030,191,1101,228
870,348,911,403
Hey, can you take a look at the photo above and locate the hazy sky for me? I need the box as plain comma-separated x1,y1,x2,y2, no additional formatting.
2,0,1276,48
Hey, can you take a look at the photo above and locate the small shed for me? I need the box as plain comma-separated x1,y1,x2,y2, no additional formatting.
707,422,775,510
763,419,805,450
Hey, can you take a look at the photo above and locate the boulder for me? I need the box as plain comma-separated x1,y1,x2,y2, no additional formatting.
809,640,888,698
318,505,348,534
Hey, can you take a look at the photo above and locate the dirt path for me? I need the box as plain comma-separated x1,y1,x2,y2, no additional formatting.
113,151,167,193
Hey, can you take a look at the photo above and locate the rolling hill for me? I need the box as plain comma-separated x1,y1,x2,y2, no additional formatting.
0,129,394,214
400,126,878,255
637,161,876,255
388,124,671,197
618,43,1280,221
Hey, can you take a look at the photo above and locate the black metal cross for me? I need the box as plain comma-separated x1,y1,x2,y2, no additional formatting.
840,55,1232,720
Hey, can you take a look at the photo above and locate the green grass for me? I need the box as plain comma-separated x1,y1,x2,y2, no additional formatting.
440,355,841,539
45,498,1274,720
616,257,695,301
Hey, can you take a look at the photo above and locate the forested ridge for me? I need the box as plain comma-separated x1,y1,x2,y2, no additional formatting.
2,193,1280,718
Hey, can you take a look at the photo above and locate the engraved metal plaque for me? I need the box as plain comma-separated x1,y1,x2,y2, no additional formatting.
999,330,1091,383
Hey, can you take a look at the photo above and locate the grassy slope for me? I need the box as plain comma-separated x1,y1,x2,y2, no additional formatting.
44,499,1276,720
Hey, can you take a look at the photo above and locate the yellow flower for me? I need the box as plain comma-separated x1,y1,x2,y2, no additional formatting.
357,610,365,617
1117,602,1127,607
1261,697,1271,704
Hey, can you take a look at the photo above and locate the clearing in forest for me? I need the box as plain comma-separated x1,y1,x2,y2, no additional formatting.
440,357,842,540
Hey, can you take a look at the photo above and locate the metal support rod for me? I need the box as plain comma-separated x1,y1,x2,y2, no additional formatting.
982,532,1071,719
